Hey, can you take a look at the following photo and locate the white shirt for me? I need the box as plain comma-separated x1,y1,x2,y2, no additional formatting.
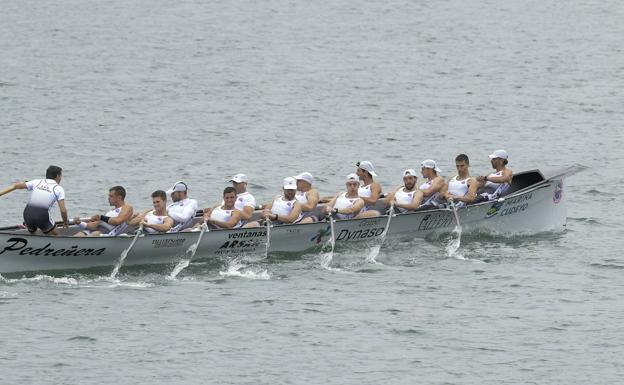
167,198,199,232
25,179,64,210
234,191,256,211
144,210,169,234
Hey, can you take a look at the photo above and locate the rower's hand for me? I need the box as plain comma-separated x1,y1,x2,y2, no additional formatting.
73,217,81,225
261,209,272,219
63,221,69,229
476,176,486,183
141,219,149,227
91,214,100,221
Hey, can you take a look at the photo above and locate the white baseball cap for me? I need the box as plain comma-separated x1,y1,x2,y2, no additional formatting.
345,173,360,182
403,169,418,177
282,177,297,190
294,172,314,185
488,149,509,160
228,173,249,183
357,160,377,177
421,159,441,173
166,181,188,195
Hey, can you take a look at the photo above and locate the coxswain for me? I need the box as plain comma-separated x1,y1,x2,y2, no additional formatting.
73,186,133,237
0,165,68,235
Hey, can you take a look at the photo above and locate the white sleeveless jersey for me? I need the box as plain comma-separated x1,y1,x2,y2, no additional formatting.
25,179,65,210
100,206,129,237
210,206,242,229
271,196,303,223
419,179,441,207
295,191,308,205
482,171,504,194
144,210,168,234
234,191,256,211
394,187,416,213
358,183,378,211
448,176,470,197
334,193,361,220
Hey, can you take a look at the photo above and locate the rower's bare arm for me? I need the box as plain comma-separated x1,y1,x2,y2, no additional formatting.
0,182,27,196
440,178,451,200
301,189,320,211
400,191,423,211
384,187,399,206
108,205,133,226
421,178,444,197
458,178,479,203
325,193,340,213
348,199,365,215
213,210,242,229
239,205,254,221
144,217,174,233
487,169,513,184
128,211,149,226
58,199,69,227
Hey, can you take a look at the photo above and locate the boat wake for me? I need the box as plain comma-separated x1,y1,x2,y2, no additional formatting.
0,273,155,288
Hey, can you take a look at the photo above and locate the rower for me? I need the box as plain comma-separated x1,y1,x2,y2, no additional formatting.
128,190,174,233
203,187,243,229
325,173,365,219
166,181,199,232
476,149,513,201
418,159,445,209
0,165,69,235
294,172,320,223
73,186,134,237
248,177,303,226
355,160,382,217
384,169,423,213
227,173,257,226
440,154,478,207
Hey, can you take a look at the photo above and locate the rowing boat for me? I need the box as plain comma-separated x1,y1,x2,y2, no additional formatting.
0,166,583,274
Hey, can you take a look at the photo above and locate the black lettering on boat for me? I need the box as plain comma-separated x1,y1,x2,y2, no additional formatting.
0,238,27,254
0,237,107,257
418,213,453,231
152,239,186,248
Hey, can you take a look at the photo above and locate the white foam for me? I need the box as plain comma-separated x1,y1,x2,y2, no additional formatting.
219,259,270,280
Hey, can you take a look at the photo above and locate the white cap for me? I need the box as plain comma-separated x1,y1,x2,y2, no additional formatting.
282,177,297,190
403,169,418,177
421,159,441,173
357,160,377,177
166,181,188,195
345,173,360,182
228,173,249,183
488,149,509,160
294,172,314,185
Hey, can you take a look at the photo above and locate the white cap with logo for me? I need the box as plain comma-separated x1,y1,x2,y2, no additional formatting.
403,169,418,177
488,149,509,160
228,173,249,183
421,159,441,173
166,181,188,195
357,160,377,177
294,172,314,185
282,177,297,190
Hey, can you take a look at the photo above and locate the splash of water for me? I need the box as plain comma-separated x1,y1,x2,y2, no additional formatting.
219,257,270,280
168,223,208,280
110,226,143,279
320,216,336,269
264,220,271,258
366,206,394,264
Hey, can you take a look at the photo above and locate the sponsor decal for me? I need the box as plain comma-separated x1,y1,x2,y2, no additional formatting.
215,230,267,255
152,238,186,248
0,237,106,257
485,192,534,219
311,225,331,244
553,181,563,204
417,213,453,231
336,227,385,241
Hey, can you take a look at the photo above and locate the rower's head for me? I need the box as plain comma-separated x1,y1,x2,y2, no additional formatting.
455,154,470,175
228,173,248,194
402,169,418,190
488,149,508,169
151,190,167,212
282,177,297,200
345,173,360,195
46,165,62,183
167,181,188,202
294,172,314,191
108,186,126,206
356,161,377,181
420,159,441,179
223,186,237,208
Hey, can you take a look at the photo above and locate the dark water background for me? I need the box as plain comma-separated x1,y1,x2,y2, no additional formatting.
1,0,623,383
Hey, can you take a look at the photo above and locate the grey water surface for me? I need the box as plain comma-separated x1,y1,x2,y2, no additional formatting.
1,0,623,384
